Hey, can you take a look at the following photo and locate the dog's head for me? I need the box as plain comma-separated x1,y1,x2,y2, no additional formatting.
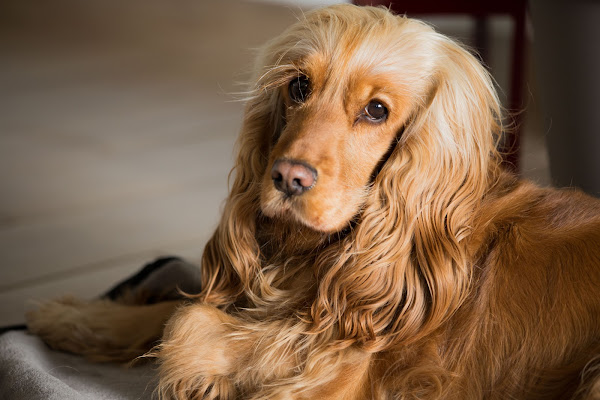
239,5,502,234
205,5,503,335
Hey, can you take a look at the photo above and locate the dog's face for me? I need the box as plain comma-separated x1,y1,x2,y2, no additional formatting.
260,67,413,232
258,9,437,233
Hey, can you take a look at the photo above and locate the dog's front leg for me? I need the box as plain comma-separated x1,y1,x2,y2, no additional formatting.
156,303,250,400
156,303,374,400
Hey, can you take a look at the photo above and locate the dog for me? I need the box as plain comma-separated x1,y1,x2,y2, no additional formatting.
27,5,600,399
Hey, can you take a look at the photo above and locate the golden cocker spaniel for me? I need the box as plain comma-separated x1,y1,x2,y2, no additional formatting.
28,5,600,400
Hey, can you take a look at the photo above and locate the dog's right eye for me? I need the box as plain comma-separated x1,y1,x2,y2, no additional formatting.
288,75,311,103
364,100,388,123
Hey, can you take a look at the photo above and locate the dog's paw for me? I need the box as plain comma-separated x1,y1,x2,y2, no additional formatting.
26,296,168,361
27,296,100,355
155,304,243,399
156,333,237,400
157,373,235,400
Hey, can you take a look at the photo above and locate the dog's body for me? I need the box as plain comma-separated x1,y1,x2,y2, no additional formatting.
27,5,600,399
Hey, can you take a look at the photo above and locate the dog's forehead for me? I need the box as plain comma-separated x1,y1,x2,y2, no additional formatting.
303,24,409,76
268,12,437,98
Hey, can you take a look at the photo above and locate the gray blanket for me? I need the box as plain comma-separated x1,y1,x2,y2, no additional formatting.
0,330,155,400
0,257,203,400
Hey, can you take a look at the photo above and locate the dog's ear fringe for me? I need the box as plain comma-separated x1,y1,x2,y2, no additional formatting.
195,90,275,306
194,21,311,307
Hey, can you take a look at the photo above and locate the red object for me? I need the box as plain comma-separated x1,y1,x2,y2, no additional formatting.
353,0,528,173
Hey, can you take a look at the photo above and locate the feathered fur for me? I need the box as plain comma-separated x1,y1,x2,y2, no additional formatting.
28,5,600,399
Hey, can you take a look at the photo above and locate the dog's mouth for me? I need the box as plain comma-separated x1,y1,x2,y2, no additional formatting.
261,193,296,216
260,190,316,230
260,178,366,234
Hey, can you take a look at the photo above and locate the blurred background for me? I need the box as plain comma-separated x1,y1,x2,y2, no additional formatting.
0,0,597,327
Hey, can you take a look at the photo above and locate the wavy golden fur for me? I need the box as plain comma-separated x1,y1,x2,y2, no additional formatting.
27,5,600,399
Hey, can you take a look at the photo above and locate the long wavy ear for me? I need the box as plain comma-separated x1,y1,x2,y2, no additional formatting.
198,10,354,306
312,27,503,350
384,32,503,331
199,51,288,306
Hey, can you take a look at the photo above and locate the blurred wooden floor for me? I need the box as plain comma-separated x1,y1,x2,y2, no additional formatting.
0,0,301,326
0,0,549,327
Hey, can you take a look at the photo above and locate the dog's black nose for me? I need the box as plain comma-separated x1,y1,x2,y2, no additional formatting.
271,159,317,196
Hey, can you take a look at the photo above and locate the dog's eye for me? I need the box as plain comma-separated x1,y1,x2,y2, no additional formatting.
289,75,311,103
364,100,388,122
